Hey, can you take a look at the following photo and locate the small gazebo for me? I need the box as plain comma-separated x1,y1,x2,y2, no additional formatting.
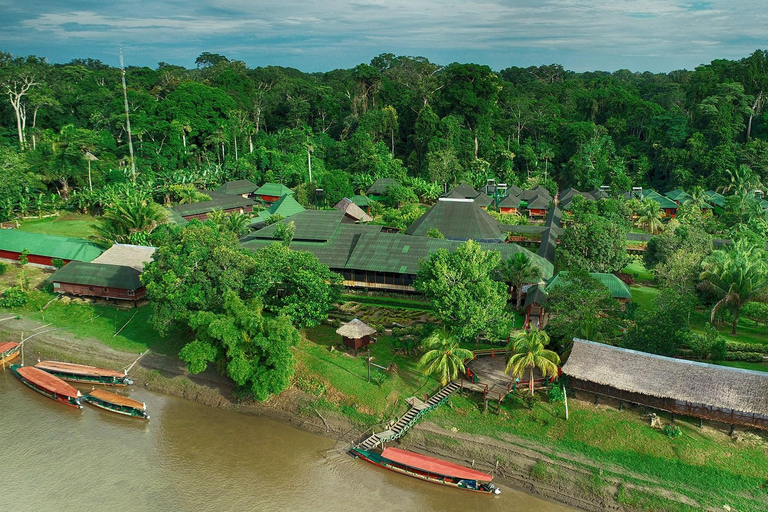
336,318,376,354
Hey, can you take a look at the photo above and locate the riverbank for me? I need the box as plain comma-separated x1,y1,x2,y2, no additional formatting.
5,313,751,512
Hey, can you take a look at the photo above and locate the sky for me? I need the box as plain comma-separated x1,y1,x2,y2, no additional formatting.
1,0,767,73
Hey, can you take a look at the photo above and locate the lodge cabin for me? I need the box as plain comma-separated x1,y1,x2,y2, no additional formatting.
241,210,554,293
255,194,306,225
524,196,550,219
367,178,399,202
172,195,255,221
563,339,768,431
0,230,103,266
49,261,146,302
336,318,376,354
643,191,678,218
215,179,258,198
254,183,294,203
498,194,521,214
350,195,371,212
405,197,505,242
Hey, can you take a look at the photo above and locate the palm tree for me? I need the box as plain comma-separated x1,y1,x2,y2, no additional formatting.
505,328,560,396
417,329,474,386
495,252,542,309
635,199,664,235
700,239,768,335
92,196,166,247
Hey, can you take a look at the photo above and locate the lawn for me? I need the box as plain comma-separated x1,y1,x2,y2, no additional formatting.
18,213,99,239
716,360,768,373
629,285,659,311
622,260,654,283
339,294,433,311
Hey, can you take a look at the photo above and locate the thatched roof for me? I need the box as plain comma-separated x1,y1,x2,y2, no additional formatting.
92,244,156,272
563,339,768,417
336,318,376,338
334,198,373,222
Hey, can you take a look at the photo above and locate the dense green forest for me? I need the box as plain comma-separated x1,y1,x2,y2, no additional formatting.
1,49,768,217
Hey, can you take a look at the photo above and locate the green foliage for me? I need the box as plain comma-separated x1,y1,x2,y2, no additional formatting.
264,213,284,226
417,328,473,386
384,184,418,207
0,262,7,275
505,328,560,395
181,291,297,400
415,240,507,341
50,258,65,269
547,384,565,403
0,287,28,308
623,288,697,356
494,252,542,309
18,249,29,266
487,209,527,225
663,425,683,439
557,214,628,273
272,220,295,246
425,227,444,239
378,203,424,230
687,323,727,361
92,195,166,247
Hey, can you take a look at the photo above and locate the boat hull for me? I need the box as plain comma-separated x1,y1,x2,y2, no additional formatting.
351,448,498,494
83,395,149,420
0,348,20,366
10,365,82,409
35,363,131,386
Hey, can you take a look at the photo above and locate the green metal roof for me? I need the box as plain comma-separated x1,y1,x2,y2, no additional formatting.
545,271,632,300
705,191,726,207
172,195,256,217
255,183,294,197
367,178,398,196
245,210,345,242
645,192,678,209
0,230,104,262
216,179,258,196
165,207,189,226
268,194,306,217
665,189,692,204
49,261,142,290
350,195,370,207
405,198,504,241
241,219,554,279
519,187,552,202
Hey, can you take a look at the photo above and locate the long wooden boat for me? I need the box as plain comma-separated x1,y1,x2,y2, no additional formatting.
83,389,149,420
0,342,20,366
10,364,83,408
35,360,133,386
351,447,501,494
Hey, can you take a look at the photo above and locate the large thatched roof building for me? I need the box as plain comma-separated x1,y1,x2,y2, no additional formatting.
563,339,768,430
405,198,504,242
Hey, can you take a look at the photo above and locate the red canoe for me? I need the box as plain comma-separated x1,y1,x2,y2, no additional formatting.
11,365,83,408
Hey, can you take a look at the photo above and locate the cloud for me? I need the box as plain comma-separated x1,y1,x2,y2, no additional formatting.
0,0,766,72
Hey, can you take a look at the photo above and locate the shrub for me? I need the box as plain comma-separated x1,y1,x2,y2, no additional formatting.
725,351,765,362
0,287,28,308
521,392,539,409
547,385,565,403
51,258,65,269
727,341,768,354
663,425,682,439
0,262,7,275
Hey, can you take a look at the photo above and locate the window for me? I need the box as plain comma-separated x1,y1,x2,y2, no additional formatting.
127,290,135,296
88,286,94,291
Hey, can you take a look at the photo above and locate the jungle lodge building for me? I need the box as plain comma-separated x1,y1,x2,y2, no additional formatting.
405,197,505,242
241,210,553,292
0,230,104,266
563,339,768,431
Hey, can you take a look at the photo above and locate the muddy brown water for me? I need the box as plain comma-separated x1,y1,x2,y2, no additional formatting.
0,370,575,512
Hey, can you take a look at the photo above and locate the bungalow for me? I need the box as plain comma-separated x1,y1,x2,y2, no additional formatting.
563,339,768,431
350,195,371,211
367,178,399,201
254,183,294,203
704,191,726,215
0,230,103,266
644,191,678,217
215,179,258,198
334,198,373,223
524,196,550,218
665,189,693,205
49,261,146,302
172,195,256,221
256,194,305,224
523,272,632,328
499,193,522,214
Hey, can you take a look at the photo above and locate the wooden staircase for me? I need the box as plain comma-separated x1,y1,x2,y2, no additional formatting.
356,381,460,451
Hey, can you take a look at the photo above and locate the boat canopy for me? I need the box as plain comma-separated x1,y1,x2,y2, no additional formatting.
381,448,493,482
0,342,19,353
36,361,125,378
17,366,81,397
88,389,145,410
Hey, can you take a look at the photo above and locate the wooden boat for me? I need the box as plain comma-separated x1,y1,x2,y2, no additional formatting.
9,364,83,408
0,342,20,366
83,389,149,420
350,447,500,494
35,360,133,386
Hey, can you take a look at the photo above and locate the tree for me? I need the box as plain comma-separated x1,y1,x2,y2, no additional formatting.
544,270,623,352
273,221,295,246
417,329,473,386
248,243,341,328
180,290,297,400
92,195,166,247
1,59,39,149
635,198,664,235
415,240,508,342
699,239,768,335
505,329,560,396
623,288,697,356
494,252,542,310
557,214,628,273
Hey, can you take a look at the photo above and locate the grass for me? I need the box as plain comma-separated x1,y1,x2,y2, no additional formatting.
716,361,768,373
428,393,768,511
18,213,99,239
339,294,433,312
630,285,659,312
690,307,768,346
622,260,654,283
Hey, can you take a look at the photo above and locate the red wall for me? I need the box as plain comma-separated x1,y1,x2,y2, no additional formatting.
0,250,69,266
499,207,518,214
54,282,146,301
182,205,254,221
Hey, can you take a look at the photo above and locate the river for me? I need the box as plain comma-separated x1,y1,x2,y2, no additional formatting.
0,369,574,512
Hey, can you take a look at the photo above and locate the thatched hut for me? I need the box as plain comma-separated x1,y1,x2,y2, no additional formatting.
336,318,376,354
563,339,768,431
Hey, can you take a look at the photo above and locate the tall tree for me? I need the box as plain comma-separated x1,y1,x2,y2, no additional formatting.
417,329,473,386
505,328,560,396
494,252,542,309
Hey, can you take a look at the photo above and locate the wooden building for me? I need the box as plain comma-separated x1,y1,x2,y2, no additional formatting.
49,261,146,302
254,183,294,203
498,194,522,214
405,197,505,242
366,178,399,201
215,179,258,198
336,318,376,353
172,195,255,221
334,198,373,223
0,229,103,266
563,339,768,431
